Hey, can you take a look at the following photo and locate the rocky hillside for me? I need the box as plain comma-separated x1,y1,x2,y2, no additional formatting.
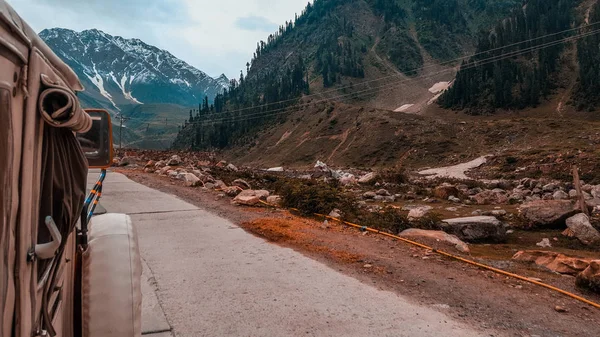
172,0,530,150
40,28,228,112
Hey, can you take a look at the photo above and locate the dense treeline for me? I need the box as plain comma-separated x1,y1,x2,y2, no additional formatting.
176,57,309,149
440,0,576,112
174,0,354,150
574,0,600,110
316,19,366,88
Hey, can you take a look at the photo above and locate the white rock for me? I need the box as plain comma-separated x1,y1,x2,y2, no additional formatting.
566,213,600,246
553,190,569,200
358,172,378,184
408,206,433,220
536,238,552,248
179,173,201,187
226,163,239,172
267,167,284,172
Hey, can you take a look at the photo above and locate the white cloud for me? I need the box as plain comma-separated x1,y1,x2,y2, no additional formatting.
7,0,311,78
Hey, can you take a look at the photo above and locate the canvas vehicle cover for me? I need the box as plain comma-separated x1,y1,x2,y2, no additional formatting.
0,0,92,336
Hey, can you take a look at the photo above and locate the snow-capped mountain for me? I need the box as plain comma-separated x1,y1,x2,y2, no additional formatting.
39,28,228,112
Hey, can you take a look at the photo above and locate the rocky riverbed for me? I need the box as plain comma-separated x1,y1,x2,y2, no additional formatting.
113,150,600,295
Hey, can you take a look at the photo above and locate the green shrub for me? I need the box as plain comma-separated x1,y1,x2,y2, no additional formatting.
277,179,355,216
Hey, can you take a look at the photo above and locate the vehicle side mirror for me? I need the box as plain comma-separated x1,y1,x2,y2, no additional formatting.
77,109,114,169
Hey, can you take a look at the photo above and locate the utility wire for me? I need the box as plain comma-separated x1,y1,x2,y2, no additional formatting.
188,27,600,126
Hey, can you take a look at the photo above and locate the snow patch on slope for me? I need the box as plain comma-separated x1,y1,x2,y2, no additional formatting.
109,72,143,104
394,104,414,112
85,62,120,111
429,81,451,94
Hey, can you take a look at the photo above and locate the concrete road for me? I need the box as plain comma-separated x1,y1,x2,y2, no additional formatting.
90,171,494,337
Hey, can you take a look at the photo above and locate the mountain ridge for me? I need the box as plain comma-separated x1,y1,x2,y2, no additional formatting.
40,28,228,112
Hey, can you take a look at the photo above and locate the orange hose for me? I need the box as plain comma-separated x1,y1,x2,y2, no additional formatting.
258,200,600,310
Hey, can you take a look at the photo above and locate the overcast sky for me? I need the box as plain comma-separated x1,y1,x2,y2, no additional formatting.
8,0,311,79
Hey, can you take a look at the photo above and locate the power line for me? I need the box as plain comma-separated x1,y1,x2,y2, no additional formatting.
178,22,600,119
188,27,600,126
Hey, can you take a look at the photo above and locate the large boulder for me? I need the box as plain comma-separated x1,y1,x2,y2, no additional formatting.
565,214,600,246
518,200,579,228
472,190,508,205
399,229,470,253
440,216,506,242
513,250,590,275
576,261,600,293
232,190,271,206
433,184,459,200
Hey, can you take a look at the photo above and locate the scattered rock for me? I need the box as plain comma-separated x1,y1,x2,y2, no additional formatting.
554,306,568,313
226,163,239,172
338,173,357,186
565,213,600,246
315,161,329,171
232,179,252,190
543,183,558,192
214,180,227,189
167,155,182,166
448,196,461,203
434,184,459,200
576,260,600,293
482,209,507,217
536,238,552,248
472,190,508,205
440,216,507,242
154,160,166,169
266,195,283,206
329,209,342,218
408,206,433,220
513,250,591,275
167,170,178,179
591,185,600,199
204,182,215,190
358,172,378,184
197,160,211,167
446,207,458,212
157,166,172,175
363,191,377,199
179,173,201,187
518,200,578,228
376,189,391,196
399,229,470,253
223,186,242,197
232,189,269,206
144,160,155,168
267,167,284,172
553,190,569,200
119,156,136,167
569,190,579,199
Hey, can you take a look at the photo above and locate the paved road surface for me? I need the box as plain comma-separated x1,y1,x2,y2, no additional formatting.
90,171,493,337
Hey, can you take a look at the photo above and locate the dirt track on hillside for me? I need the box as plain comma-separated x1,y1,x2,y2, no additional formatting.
122,169,600,337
